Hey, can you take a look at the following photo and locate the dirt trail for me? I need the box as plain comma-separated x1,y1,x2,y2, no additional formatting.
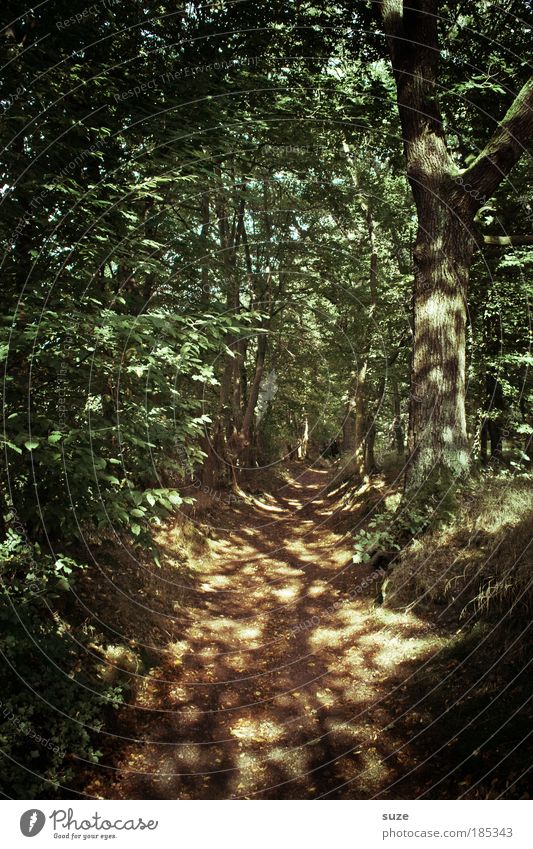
87,467,445,799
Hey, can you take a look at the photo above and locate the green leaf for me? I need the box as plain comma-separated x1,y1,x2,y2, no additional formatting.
2,440,22,454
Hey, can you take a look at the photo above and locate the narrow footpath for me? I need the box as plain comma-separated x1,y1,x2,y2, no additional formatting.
85,467,445,799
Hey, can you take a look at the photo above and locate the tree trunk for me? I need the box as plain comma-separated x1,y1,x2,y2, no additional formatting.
239,329,269,465
354,361,367,472
380,0,533,496
480,420,488,466
364,419,378,475
200,190,210,303
215,167,243,440
406,211,473,490
299,414,309,460
391,376,404,456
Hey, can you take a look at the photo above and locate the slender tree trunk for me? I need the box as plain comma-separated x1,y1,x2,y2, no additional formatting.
480,420,489,466
215,167,243,440
365,420,377,474
299,414,309,460
343,371,357,453
487,370,505,462
391,376,404,455
200,190,210,303
354,361,367,471
239,330,269,465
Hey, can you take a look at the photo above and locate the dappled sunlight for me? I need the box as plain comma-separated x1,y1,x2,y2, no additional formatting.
230,717,284,743
96,468,450,801
272,584,300,601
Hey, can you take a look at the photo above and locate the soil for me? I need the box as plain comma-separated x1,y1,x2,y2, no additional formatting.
83,465,458,800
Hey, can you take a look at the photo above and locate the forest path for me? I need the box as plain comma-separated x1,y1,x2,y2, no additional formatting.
88,466,444,799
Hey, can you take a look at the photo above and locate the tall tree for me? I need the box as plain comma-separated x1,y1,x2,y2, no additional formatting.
379,0,533,494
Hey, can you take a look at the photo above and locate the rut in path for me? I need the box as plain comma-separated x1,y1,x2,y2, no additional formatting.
88,467,444,799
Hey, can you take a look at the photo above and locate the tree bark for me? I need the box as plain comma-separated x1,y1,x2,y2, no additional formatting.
299,413,309,460
239,329,269,465
391,375,405,455
380,0,533,495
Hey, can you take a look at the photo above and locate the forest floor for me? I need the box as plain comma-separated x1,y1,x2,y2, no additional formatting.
82,465,531,800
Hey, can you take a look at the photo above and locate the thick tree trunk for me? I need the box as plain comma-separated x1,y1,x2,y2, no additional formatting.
380,0,533,496
406,211,474,490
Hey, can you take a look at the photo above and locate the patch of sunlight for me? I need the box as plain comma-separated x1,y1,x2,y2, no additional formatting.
334,605,369,626
169,685,188,701
238,625,262,640
423,288,446,319
323,721,363,752
250,498,284,513
226,654,247,672
219,689,241,709
442,426,455,444
272,564,304,578
371,606,420,627
174,743,200,767
268,746,308,778
152,755,179,778
194,643,217,658
273,584,300,601
358,745,391,788
208,617,236,633
231,752,269,794
209,573,231,587
230,717,284,743
307,580,327,597
384,491,402,511
329,676,375,704
316,688,336,707
168,640,189,657
179,703,203,724
372,636,432,669
309,626,349,649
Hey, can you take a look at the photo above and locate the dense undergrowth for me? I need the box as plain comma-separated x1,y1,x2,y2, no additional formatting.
383,472,533,636
365,470,533,799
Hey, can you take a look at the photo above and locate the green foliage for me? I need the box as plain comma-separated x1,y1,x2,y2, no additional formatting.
1,0,531,797
2,301,241,542
0,529,122,797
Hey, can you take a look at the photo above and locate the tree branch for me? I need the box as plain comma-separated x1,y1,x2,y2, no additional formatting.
483,234,533,247
461,76,533,208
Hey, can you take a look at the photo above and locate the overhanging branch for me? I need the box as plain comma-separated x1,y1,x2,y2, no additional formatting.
483,234,533,247
461,77,533,208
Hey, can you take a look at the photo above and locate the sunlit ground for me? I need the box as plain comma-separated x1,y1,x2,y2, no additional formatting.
85,468,447,800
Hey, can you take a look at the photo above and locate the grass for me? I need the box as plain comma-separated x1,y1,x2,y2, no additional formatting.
383,472,533,636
